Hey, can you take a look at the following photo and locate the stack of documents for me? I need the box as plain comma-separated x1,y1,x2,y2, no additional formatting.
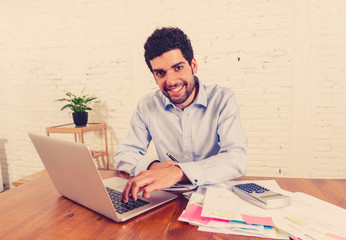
178,180,346,239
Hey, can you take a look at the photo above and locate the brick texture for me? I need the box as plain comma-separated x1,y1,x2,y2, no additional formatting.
1,0,346,189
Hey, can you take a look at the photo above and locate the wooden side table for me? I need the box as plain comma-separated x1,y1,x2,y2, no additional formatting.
46,123,109,169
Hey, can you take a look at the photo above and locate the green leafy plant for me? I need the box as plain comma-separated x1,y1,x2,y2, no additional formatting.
56,88,97,113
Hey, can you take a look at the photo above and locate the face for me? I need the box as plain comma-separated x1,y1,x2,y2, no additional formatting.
150,49,198,109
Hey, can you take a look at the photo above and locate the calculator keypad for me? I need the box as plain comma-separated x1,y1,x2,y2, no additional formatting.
234,183,269,194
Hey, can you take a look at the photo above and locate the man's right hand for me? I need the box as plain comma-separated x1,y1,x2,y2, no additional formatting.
121,161,187,203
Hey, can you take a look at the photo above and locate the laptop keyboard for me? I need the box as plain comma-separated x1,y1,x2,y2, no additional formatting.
105,187,150,214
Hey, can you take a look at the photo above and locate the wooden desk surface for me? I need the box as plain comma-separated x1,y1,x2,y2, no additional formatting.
0,171,345,240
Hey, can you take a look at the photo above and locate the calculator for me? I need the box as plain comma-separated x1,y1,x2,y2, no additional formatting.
232,183,291,209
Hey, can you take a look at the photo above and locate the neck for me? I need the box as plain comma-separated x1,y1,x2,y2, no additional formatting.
175,85,199,110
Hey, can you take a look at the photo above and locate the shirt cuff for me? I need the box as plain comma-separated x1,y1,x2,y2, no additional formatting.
147,160,160,169
176,161,207,186
134,155,157,175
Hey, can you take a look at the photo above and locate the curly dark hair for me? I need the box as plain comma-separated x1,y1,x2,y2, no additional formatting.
144,27,194,72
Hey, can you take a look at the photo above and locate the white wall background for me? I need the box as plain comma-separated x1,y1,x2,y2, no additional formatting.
1,0,346,189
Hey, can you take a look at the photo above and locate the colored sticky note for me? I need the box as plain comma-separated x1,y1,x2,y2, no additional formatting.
181,204,210,224
327,233,346,240
287,216,308,226
212,211,234,219
241,214,275,226
180,204,228,225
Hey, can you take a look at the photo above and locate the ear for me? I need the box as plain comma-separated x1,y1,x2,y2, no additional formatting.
191,58,198,74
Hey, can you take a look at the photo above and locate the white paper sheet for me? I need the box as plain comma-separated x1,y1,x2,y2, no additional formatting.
201,180,288,221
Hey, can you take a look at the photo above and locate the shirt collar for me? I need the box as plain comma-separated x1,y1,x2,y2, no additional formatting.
193,77,207,108
160,76,207,109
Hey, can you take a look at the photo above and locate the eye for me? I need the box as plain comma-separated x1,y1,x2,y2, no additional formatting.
154,70,165,78
174,65,183,71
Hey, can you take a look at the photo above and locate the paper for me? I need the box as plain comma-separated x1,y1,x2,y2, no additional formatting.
179,180,290,239
198,225,289,239
200,184,239,220
273,192,346,240
179,179,346,239
201,180,283,221
179,203,289,239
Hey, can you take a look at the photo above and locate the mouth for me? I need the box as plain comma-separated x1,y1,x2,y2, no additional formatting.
166,83,186,95
170,85,183,93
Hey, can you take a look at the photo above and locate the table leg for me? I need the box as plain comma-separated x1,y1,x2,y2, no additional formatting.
104,126,109,169
80,133,84,143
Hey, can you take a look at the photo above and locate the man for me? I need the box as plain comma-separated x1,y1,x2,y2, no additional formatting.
114,27,248,203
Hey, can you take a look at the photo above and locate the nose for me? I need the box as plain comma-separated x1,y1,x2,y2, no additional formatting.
165,70,178,86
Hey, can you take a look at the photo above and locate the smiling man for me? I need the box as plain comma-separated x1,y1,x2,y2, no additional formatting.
114,27,248,202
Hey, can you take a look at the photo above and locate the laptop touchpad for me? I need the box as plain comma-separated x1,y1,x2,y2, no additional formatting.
103,177,128,190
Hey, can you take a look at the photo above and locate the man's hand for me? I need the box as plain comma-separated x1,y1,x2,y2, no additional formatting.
148,160,177,170
121,163,187,203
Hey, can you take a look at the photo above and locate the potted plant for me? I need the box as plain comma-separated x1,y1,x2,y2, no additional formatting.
56,88,97,126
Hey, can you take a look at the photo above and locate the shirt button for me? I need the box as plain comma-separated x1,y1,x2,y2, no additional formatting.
194,179,198,185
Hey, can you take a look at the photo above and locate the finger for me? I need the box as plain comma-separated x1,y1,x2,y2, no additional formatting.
130,176,154,201
130,182,139,201
121,171,147,202
142,190,151,199
141,181,164,199
122,181,132,203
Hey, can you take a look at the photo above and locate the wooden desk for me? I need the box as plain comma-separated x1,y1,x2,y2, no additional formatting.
46,123,109,169
0,172,345,240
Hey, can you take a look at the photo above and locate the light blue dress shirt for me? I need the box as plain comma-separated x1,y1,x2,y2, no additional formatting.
114,77,248,186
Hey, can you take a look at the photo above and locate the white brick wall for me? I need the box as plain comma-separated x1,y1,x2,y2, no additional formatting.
1,0,346,188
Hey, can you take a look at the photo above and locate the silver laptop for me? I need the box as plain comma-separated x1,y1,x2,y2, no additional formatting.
28,133,177,222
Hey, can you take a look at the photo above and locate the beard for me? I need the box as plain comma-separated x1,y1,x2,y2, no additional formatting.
163,80,196,105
